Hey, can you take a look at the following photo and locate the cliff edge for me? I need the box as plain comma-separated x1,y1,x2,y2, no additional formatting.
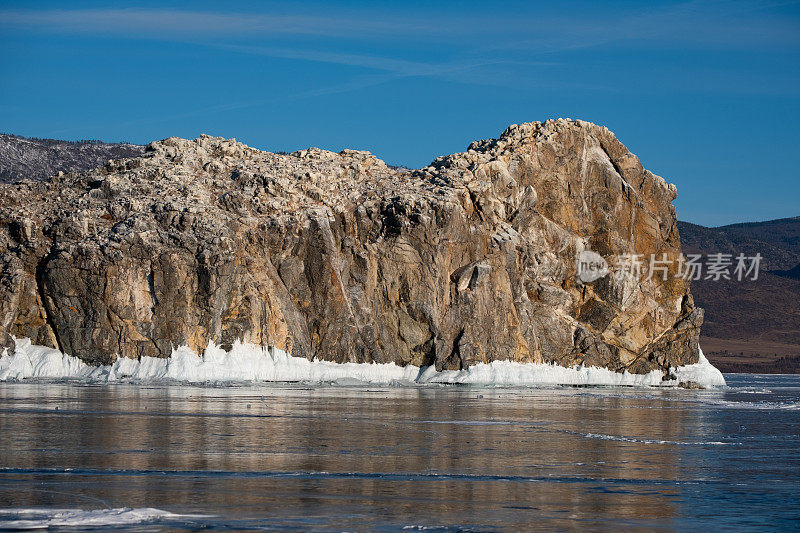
0,119,703,375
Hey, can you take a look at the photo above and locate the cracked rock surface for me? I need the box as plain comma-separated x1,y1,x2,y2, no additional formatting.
0,119,702,373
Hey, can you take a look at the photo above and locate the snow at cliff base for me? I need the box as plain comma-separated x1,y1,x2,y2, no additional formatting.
0,337,726,388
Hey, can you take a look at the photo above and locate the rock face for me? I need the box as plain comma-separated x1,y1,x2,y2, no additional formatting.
0,119,703,374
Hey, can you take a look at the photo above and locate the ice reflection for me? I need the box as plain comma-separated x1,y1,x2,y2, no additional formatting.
0,380,798,530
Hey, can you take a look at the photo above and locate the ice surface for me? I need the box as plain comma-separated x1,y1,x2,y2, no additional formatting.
0,337,726,388
0,507,210,529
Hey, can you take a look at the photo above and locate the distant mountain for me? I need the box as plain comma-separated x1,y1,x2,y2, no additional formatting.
0,134,144,183
774,263,800,281
678,218,800,373
678,217,800,271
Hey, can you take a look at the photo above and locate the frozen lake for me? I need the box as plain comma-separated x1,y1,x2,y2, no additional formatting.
1,375,798,531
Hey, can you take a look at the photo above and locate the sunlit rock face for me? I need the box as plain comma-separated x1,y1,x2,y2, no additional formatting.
0,119,701,373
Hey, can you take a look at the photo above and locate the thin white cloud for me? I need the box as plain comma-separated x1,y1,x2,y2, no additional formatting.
1,2,797,51
211,43,440,75
0,8,439,40
3,0,796,113
205,42,541,78
489,0,800,53
0,7,529,80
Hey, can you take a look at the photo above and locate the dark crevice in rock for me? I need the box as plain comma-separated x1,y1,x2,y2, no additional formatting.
147,269,158,312
598,140,627,185
34,249,64,353
446,329,465,371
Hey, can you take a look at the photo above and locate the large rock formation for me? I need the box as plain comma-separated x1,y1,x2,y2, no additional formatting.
0,119,702,374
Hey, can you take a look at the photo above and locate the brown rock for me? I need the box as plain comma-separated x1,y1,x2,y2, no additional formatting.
0,120,702,374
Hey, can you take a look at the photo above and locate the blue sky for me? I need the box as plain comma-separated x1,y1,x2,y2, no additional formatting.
1,1,798,226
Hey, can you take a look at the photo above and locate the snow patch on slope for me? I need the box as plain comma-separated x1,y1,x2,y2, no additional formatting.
0,337,725,388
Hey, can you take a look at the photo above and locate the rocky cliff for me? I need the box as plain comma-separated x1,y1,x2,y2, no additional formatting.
0,119,702,374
